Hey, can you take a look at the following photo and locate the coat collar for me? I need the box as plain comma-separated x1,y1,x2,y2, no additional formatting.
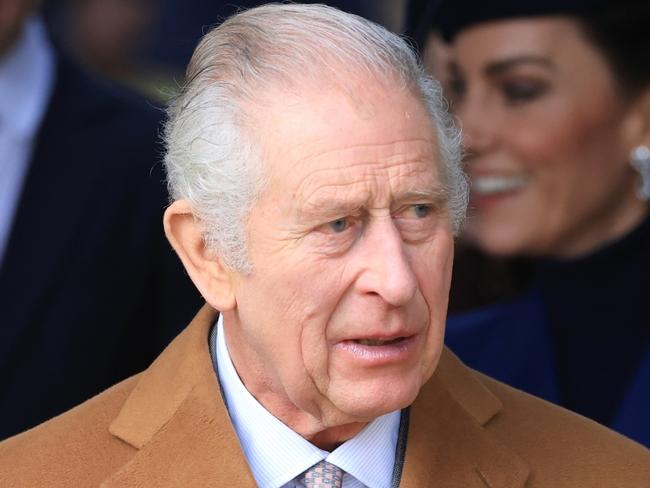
104,305,529,487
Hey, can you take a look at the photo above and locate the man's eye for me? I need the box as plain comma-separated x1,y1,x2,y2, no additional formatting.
327,218,349,233
412,204,430,218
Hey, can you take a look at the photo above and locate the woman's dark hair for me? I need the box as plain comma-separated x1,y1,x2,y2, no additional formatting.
578,0,650,97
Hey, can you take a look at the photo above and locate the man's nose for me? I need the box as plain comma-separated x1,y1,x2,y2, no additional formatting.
355,218,418,307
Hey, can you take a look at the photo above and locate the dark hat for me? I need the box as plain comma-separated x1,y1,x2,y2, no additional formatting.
432,0,611,41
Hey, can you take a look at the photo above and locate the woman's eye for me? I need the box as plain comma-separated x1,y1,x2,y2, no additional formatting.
327,218,349,233
502,81,548,104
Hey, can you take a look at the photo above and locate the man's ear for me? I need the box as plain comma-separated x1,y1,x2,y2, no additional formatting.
622,88,650,149
164,200,237,311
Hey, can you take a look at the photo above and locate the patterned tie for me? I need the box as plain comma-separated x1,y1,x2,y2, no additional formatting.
299,460,343,488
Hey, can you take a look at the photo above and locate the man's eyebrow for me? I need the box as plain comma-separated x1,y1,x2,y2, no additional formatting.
394,186,449,206
298,184,448,220
483,55,554,77
300,196,367,219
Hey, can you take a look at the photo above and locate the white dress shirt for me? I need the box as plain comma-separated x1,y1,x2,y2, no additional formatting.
0,17,54,267
213,315,401,488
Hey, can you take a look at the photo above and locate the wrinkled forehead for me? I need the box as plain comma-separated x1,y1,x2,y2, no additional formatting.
249,78,443,206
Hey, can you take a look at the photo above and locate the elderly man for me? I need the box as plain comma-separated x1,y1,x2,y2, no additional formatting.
1,4,649,487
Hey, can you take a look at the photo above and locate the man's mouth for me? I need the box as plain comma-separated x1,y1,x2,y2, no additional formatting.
353,337,407,346
336,335,418,363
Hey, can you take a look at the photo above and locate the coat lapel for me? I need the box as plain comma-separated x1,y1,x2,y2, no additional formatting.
102,305,256,487
400,349,530,488
102,383,257,487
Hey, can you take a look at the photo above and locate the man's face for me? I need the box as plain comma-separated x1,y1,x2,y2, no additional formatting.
223,80,454,430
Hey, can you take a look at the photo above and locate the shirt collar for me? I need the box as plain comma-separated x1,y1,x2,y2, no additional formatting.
0,16,54,142
213,315,400,488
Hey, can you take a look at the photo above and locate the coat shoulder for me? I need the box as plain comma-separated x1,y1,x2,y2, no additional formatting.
476,371,650,486
0,375,140,487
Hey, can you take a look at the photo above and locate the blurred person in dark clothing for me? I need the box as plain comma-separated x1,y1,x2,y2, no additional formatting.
0,1,201,440
409,0,650,446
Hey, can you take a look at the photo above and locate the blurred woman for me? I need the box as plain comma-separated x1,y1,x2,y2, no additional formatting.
424,0,650,446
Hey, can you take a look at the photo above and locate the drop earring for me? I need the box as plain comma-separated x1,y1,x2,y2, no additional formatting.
630,145,650,201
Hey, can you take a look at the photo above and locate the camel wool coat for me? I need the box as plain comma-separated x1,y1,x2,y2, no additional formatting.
1,305,649,487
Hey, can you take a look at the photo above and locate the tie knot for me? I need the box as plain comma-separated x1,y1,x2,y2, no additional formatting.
300,460,343,488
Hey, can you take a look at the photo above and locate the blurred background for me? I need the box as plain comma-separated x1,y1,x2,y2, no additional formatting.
43,0,408,101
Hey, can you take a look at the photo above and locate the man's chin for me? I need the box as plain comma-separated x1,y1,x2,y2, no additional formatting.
331,381,423,421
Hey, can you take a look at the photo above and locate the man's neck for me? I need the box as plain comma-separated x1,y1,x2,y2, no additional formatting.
220,314,376,449
227,344,372,449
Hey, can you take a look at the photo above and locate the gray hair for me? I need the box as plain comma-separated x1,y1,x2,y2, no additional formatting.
164,3,467,272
